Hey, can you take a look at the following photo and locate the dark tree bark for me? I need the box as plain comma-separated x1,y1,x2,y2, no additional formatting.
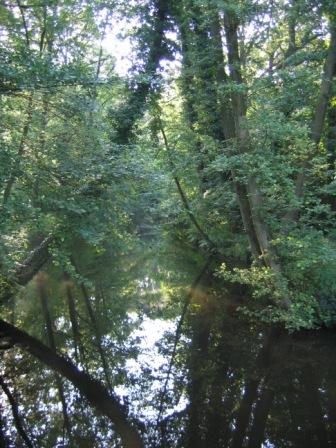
0,376,34,448
326,76,336,173
0,319,144,448
285,0,297,59
247,385,275,448
15,236,53,286
231,378,260,448
114,0,170,144
175,4,262,259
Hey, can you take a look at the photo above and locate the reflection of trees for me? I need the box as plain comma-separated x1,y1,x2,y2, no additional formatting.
177,290,336,448
265,332,336,448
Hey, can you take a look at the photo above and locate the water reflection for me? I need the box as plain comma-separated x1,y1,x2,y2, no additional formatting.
170,289,336,448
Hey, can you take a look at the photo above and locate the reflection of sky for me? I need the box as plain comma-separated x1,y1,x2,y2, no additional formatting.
115,316,188,421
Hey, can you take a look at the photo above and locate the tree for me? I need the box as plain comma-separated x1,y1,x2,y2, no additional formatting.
1,0,336,446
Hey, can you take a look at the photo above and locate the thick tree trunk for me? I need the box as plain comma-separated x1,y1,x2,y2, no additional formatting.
310,25,336,148
209,11,262,260
0,319,144,448
326,74,336,173
176,5,264,261
285,0,297,60
246,175,281,272
222,7,280,269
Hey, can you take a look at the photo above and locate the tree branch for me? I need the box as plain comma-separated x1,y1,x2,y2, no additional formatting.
0,376,34,448
286,22,336,221
0,319,144,448
15,236,53,285
159,122,216,250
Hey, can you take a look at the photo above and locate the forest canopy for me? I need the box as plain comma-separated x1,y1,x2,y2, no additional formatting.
0,0,336,446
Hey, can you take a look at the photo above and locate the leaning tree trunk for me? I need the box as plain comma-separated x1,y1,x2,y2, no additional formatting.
0,376,34,448
222,6,277,268
0,239,144,448
0,319,144,448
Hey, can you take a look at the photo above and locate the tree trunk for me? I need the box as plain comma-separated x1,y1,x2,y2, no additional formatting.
70,257,113,392
15,236,53,286
3,94,34,205
64,271,85,364
231,378,260,448
232,328,282,448
159,123,215,249
286,21,336,220
222,6,280,269
115,0,170,143
0,376,34,448
302,367,329,447
36,272,72,443
0,319,144,448
247,384,274,448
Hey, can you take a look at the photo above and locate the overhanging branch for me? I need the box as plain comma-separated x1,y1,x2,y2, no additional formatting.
0,319,144,448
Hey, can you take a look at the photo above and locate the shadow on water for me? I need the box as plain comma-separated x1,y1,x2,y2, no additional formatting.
158,273,336,448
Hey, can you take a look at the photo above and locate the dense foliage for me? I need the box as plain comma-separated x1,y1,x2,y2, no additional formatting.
0,0,335,446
